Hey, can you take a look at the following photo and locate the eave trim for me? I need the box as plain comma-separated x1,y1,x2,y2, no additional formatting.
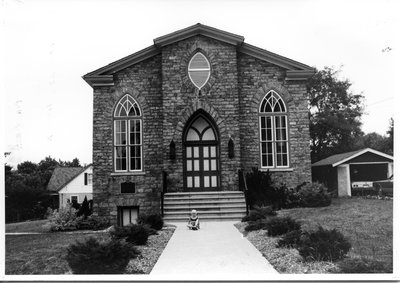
286,70,316,80
154,23,244,48
332,148,393,167
239,43,314,71
82,75,114,87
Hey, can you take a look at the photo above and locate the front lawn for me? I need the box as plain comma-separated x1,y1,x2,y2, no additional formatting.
236,197,393,273
6,228,175,274
6,219,49,233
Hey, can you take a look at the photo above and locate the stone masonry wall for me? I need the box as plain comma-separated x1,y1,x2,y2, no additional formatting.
237,53,311,187
161,35,242,192
92,36,312,223
92,55,163,223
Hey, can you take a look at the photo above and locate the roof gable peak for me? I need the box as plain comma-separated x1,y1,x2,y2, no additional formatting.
153,23,245,48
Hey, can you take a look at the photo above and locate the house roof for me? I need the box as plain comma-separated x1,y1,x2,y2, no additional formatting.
83,23,315,87
47,165,91,192
312,148,393,168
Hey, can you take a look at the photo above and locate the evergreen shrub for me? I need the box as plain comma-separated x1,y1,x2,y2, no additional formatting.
138,214,164,230
241,205,277,222
66,237,140,274
298,226,351,261
110,224,149,245
265,216,301,236
277,229,302,248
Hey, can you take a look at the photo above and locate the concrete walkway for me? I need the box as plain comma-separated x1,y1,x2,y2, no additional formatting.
150,221,277,279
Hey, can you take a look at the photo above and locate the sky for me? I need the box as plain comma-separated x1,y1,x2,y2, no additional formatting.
1,0,399,168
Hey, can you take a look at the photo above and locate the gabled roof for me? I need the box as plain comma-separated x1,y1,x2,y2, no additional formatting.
47,165,92,192
83,23,315,87
312,148,393,167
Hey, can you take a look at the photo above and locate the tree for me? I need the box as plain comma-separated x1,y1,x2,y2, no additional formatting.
307,67,364,163
38,156,60,187
59,157,81,167
17,161,38,175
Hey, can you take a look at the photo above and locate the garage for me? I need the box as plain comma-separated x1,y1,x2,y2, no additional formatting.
312,148,393,197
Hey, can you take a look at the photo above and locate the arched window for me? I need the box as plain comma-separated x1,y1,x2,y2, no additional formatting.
114,94,143,172
259,90,289,168
188,52,210,90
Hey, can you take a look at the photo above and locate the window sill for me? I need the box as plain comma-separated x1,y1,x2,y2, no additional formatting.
111,172,145,176
260,168,294,172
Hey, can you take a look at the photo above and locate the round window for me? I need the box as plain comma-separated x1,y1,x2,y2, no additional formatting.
188,52,210,90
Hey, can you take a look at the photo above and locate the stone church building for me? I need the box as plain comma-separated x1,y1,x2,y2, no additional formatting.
83,24,314,225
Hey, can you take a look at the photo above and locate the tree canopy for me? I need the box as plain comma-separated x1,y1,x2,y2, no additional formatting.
5,156,82,223
307,67,365,163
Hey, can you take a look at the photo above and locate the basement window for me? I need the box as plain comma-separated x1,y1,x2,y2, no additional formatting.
188,52,210,90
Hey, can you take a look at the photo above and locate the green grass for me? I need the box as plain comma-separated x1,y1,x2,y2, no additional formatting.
6,219,50,233
278,197,393,271
6,228,176,275
6,232,110,274
236,197,393,273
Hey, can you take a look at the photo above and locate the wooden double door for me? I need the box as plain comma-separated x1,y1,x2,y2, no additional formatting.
183,113,220,191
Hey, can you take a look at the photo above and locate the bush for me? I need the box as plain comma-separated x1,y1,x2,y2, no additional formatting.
76,215,110,231
244,221,268,232
245,168,275,208
110,224,149,245
298,226,351,261
77,196,91,218
336,257,391,273
47,207,83,231
66,237,140,274
265,216,301,236
277,229,302,248
241,205,277,222
138,214,164,230
298,182,331,208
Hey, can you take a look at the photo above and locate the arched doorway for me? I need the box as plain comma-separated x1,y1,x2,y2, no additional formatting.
183,112,220,191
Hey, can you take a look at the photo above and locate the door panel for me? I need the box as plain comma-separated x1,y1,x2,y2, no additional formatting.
184,114,220,191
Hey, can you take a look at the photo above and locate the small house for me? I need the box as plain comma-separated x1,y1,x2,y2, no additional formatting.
47,165,93,208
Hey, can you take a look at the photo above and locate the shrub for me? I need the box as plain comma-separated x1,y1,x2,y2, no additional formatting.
298,226,351,261
244,221,268,232
245,168,275,208
76,215,110,231
298,182,331,208
66,237,140,274
336,257,391,273
110,224,149,245
77,196,91,218
265,216,301,236
47,207,83,231
138,214,164,230
277,229,302,248
241,205,277,222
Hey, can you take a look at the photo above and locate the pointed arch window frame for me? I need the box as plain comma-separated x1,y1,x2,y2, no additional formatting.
188,52,211,90
113,94,143,173
259,90,290,169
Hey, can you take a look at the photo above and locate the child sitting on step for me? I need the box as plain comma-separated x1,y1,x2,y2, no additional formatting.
187,209,200,230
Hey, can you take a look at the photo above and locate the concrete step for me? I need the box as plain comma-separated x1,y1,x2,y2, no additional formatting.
164,210,246,217
162,191,246,222
164,199,246,206
164,191,244,196
164,204,246,211
164,196,245,203
163,214,246,222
